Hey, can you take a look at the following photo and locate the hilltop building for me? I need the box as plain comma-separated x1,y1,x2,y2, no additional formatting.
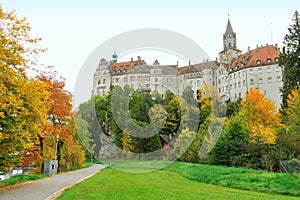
93,18,282,108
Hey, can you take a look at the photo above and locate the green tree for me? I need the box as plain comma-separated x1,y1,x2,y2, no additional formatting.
210,117,248,166
279,10,300,108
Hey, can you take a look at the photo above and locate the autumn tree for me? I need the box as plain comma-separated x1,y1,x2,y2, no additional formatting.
37,67,85,171
0,6,47,172
279,10,300,108
239,88,280,144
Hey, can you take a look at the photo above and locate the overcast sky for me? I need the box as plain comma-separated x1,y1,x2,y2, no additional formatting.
1,0,299,95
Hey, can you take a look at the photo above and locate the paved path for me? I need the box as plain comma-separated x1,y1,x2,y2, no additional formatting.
0,164,106,200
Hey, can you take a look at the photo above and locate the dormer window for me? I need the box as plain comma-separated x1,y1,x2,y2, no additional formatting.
124,69,127,73
113,70,116,74
256,60,261,65
267,58,271,63
132,68,135,72
275,58,279,62
118,69,122,73
139,67,142,72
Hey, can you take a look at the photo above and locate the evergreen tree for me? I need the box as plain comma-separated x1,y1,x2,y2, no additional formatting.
279,10,300,108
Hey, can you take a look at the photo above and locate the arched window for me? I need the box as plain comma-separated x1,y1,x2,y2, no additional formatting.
256,60,261,65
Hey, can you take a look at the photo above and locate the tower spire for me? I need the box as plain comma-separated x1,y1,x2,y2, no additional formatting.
223,16,237,50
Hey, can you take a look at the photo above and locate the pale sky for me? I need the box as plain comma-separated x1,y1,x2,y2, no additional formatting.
1,1,299,104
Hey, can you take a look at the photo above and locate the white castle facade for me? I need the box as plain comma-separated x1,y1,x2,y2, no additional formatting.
93,19,283,108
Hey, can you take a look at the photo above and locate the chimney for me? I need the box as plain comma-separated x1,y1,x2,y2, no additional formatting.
177,61,179,66
216,57,218,62
266,43,268,46
256,44,258,51
275,43,278,50
131,57,133,62
138,56,141,61
189,60,191,66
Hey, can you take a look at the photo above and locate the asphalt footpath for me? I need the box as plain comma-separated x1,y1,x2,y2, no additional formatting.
0,164,106,200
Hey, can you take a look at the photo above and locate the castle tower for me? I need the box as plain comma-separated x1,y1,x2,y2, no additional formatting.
223,18,237,50
112,51,118,64
219,17,241,65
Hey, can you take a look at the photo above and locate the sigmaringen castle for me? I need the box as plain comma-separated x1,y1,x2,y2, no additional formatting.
93,19,283,108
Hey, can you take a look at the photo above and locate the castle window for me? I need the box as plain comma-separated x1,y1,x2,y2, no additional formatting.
243,80,246,86
267,58,271,63
116,78,119,83
155,78,158,82
256,60,261,65
103,79,106,84
234,83,237,88
197,80,201,86
258,78,263,84
98,80,101,84
258,68,262,74
147,67,150,72
130,76,135,81
124,77,128,82
250,79,254,85
132,68,135,72
268,77,272,83
277,76,281,82
139,67,142,72
276,66,281,72
267,67,271,73
249,69,254,75
238,81,241,87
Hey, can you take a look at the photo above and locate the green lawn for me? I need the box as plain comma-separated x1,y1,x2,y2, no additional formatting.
166,162,300,197
58,167,300,200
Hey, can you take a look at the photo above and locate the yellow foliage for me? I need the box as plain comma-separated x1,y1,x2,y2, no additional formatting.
240,88,280,144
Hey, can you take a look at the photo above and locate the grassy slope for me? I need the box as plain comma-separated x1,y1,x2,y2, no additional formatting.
0,174,48,188
166,162,300,197
58,168,300,200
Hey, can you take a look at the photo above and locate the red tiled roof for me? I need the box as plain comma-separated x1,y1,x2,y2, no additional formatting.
110,60,147,75
230,45,280,71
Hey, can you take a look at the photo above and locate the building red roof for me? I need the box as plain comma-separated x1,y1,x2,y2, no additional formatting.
230,45,280,71
110,58,147,75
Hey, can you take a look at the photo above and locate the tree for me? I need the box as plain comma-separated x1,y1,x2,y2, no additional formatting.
159,96,181,137
37,67,85,172
209,117,248,166
239,88,280,144
279,10,300,108
74,114,95,160
0,6,47,172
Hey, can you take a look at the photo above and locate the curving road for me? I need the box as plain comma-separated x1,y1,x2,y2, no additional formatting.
0,164,106,200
